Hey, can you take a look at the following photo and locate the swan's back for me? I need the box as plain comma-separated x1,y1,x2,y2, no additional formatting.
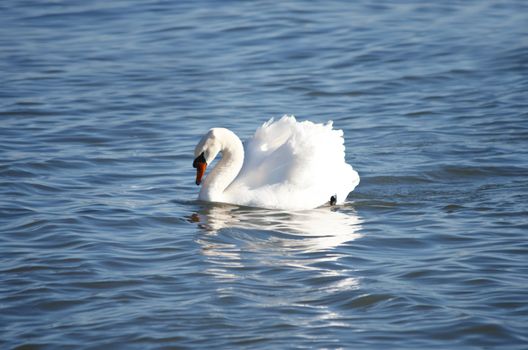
227,115,359,210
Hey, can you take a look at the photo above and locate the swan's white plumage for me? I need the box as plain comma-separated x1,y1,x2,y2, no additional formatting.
194,115,359,210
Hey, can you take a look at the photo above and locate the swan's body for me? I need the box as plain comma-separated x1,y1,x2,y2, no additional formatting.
193,115,359,210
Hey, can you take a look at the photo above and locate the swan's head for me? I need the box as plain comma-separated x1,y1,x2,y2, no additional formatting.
193,129,222,185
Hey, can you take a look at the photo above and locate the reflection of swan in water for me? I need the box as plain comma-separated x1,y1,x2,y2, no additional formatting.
190,203,364,315
190,202,362,252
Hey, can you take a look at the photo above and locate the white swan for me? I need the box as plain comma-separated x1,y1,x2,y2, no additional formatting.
192,115,359,210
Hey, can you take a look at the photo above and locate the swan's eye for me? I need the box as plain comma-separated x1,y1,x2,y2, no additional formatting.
193,152,207,168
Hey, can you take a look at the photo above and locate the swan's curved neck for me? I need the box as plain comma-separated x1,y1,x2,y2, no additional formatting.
199,129,244,202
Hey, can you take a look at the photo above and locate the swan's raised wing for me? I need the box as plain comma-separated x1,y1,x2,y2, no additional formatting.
231,115,358,209
234,117,298,189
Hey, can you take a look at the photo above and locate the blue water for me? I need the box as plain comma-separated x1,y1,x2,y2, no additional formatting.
1,1,528,349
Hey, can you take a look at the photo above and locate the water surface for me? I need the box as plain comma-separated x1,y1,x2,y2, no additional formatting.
1,1,527,349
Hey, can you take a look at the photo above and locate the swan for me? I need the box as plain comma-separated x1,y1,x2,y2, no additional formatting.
192,115,359,210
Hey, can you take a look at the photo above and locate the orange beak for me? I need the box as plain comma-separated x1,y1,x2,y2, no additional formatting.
195,162,206,185
193,152,207,185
